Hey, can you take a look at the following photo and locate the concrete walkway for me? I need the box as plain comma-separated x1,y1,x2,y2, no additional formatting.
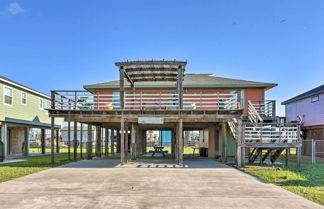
0,158,322,209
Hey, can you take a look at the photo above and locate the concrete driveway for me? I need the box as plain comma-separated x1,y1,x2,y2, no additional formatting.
0,158,322,209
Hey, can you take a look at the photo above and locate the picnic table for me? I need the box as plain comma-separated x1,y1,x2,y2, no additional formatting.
151,146,167,157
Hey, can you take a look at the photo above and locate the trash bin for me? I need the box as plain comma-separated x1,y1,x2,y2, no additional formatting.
199,147,208,157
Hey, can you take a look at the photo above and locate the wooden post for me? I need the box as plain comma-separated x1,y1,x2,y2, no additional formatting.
175,125,179,161
285,148,289,166
297,125,301,170
50,117,55,164
50,91,55,164
297,146,302,171
87,124,92,160
131,83,135,110
131,123,136,160
119,66,125,109
68,121,71,160
105,128,109,156
236,119,242,167
178,119,183,165
177,65,183,110
241,147,245,167
41,128,45,154
96,126,101,158
23,127,29,156
121,119,125,165
172,128,176,159
80,123,83,158
221,122,227,163
101,128,104,155
73,121,77,160
125,123,129,162
117,130,121,153
143,130,147,154
111,129,115,154
56,129,59,153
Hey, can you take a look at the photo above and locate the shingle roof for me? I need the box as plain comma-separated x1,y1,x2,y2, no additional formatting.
84,74,277,89
282,84,324,105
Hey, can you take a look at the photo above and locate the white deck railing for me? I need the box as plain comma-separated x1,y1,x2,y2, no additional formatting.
51,90,241,111
244,123,300,144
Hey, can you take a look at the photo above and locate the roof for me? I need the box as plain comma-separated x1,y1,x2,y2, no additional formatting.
282,84,324,105
0,75,50,100
84,74,277,89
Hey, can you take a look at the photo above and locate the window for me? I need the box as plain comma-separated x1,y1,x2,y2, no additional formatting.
112,91,121,108
38,98,43,109
4,86,13,105
311,96,319,103
21,92,27,105
46,101,51,109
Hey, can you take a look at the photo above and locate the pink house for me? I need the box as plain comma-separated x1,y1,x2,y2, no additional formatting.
282,84,324,156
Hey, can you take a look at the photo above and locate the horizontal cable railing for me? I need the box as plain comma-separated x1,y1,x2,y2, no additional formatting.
244,123,300,144
250,100,276,117
51,90,241,111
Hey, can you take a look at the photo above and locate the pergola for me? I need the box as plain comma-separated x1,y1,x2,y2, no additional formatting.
115,60,187,110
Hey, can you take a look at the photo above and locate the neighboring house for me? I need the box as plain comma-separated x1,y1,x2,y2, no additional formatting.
0,76,61,160
49,60,302,167
282,84,324,156
61,124,95,145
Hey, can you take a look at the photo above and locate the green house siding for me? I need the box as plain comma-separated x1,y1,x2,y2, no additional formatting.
218,130,236,157
0,82,61,128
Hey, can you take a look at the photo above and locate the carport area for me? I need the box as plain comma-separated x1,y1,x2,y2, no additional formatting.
0,159,321,209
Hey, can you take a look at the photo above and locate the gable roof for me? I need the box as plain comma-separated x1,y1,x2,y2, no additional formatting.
0,75,50,100
282,84,324,105
84,74,277,90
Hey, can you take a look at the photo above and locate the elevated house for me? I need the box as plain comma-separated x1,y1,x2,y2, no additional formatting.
48,60,302,168
0,76,61,161
282,84,324,157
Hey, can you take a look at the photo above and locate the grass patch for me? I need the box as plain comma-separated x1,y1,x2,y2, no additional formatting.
240,156,324,205
0,153,83,183
146,146,195,154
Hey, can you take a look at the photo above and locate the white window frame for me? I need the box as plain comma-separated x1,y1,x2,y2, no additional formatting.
311,96,319,103
3,86,13,106
21,91,27,105
38,98,43,109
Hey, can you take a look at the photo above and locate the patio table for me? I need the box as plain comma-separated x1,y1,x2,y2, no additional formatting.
152,146,166,157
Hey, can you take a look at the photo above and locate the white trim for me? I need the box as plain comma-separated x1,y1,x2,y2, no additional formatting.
3,85,13,106
21,91,27,105
38,98,43,110
0,77,50,100
311,96,319,103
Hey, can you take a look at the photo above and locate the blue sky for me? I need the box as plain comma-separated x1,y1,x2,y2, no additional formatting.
1,0,323,115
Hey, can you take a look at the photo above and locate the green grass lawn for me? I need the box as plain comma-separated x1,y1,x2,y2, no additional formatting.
29,147,117,153
146,146,196,154
31,146,195,155
0,153,83,183
240,155,324,205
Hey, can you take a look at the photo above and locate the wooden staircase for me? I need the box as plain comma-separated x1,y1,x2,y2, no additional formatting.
245,100,300,165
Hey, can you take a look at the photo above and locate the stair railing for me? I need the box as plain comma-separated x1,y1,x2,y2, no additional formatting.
228,118,237,139
248,100,263,124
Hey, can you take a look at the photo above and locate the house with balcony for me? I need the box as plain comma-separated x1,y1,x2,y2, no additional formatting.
48,60,302,168
0,76,61,161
